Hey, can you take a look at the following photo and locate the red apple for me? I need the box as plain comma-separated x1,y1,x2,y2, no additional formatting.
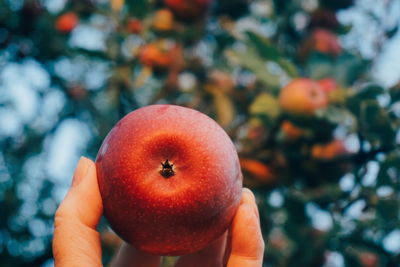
311,28,342,56
279,78,328,115
164,0,212,21
96,104,243,255
55,12,78,33
317,78,337,94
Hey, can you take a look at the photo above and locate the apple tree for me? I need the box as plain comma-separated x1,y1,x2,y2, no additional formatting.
0,0,399,266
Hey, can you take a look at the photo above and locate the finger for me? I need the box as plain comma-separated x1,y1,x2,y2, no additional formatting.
174,231,228,267
241,188,259,219
53,157,103,267
109,243,162,267
226,188,265,267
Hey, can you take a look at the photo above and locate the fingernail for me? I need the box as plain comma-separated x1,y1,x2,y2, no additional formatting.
242,188,260,218
72,156,90,187
242,188,256,202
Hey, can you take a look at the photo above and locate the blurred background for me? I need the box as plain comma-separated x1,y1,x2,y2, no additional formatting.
1,0,400,266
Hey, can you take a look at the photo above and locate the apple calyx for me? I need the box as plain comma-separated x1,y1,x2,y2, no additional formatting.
160,159,175,178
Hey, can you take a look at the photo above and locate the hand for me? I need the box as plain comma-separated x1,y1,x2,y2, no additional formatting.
53,157,264,267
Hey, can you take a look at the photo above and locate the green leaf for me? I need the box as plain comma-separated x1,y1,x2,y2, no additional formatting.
249,93,281,119
307,53,335,80
246,31,280,61
377,199,399,222
228,49,281,88
377,152,400,186
346,84,385,117
360,101,396,147
126,0,151,18
334,54,370,86
315,106,355,126
245,31,298,77
389,83,400,104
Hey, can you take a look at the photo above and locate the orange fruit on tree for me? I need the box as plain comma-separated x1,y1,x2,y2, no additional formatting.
239,158,277,184
311,139,348,160
281,121,304,140
127,18,142,34
164,0,212,21
317,78,337,94
358,252,379,267
153,9,174,31
311,28,342,56
139,41,174,69
279,78,328,115
55,12,79,33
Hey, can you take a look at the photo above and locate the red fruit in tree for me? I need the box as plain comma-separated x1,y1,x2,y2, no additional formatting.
139,42,174,69
55,12,79,33
96,104,243,255
279,78,328,115
311,28,342,56
317,78,337,94
127,18,142,34
164,0,212,21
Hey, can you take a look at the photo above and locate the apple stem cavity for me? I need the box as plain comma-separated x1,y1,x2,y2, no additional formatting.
160,159,175,178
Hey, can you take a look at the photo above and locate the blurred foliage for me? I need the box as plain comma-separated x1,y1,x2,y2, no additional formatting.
0,0,400,266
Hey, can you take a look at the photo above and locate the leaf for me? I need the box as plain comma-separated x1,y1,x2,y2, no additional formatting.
212,91,235,128
307,53,335,80
246,31,280,61
360,101,396,147
356,84,385,100
386,25,399,39
346,84,385,117
245,31,298,77
377,152,400,186
389,82,400,104
307,53,370,87
377,199,399,222
228,49,281,88
125,0,151,18
315,106,355,126
334,54,370,86
249,93,281,119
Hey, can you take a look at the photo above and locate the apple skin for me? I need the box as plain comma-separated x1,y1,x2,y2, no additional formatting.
96,104,243,255
279,78,328,115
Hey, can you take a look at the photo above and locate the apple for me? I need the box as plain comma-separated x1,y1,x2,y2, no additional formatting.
311,28,342,56
164,0,212,21
55,12,78,33
139,41,174,69
311,139,348,160
96,104,243,255
240,158,277,184
127,18,142,34
153,9,174,32
299,28,341,59
281,120,304,140
317,78,337,94
279,78,328,115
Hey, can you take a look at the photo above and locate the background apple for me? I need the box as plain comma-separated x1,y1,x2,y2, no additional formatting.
164,0,212,21
96,104,243,255
279,78,328,116
55,12,78,33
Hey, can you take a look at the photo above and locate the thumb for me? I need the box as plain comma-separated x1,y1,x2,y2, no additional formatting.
226,188,265,267
53,157,103,267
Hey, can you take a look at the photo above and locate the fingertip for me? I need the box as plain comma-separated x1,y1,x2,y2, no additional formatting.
71,156,92,187
227,203,265,265
57,156,102,228
53,157,103,267
241,188,256,204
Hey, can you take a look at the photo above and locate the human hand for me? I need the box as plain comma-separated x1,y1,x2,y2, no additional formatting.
53,157,264,267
